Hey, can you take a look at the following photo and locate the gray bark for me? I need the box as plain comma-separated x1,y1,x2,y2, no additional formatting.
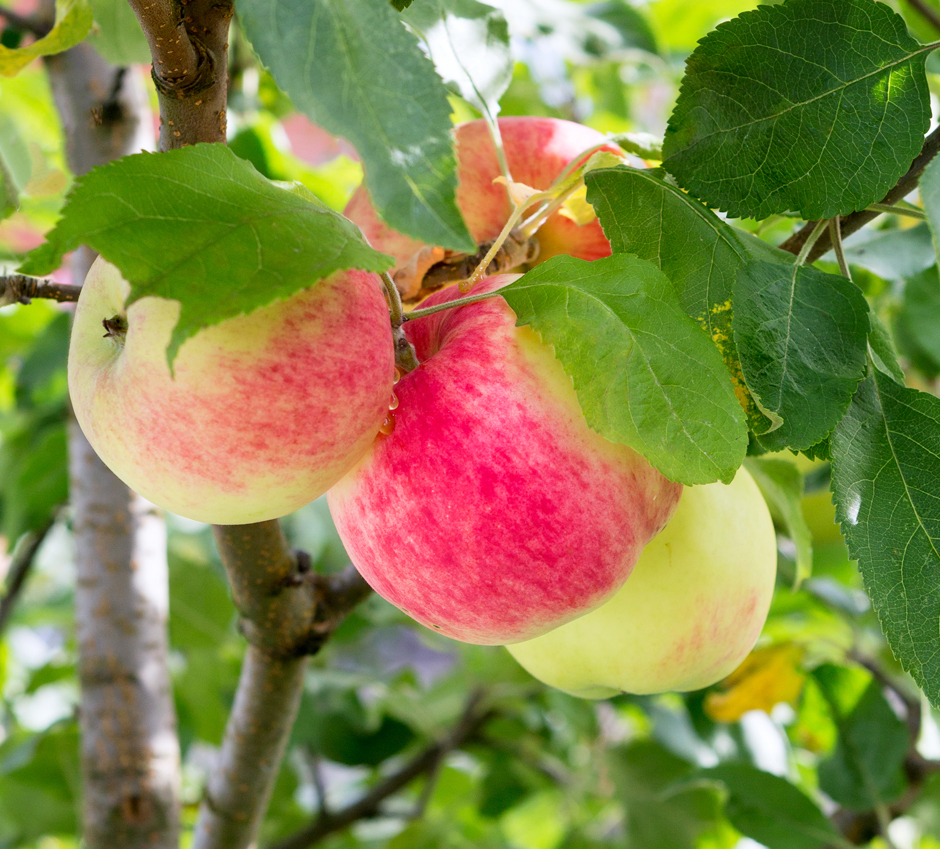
43,37,182,849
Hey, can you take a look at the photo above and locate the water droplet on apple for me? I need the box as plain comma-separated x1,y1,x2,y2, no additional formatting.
393,367,403,385
379,412,396,435
388,392,399,410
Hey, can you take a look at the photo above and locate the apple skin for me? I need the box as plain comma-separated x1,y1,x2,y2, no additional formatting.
506,468,777,698
327,275,683,645
344,117,617,297
68,256,395,525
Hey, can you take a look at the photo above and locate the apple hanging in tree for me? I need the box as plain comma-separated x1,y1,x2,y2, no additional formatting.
68,257,396,525
345,116,620,298
506,468,777,697
327,275,683,645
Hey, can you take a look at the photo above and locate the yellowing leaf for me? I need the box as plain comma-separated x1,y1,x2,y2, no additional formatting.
705,643,806,723
0,0,94,77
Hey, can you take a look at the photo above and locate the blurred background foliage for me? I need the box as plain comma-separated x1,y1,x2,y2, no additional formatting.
4,0,940,847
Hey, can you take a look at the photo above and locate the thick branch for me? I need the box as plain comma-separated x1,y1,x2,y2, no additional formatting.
125,0,200,89
127,0,233,148
269,690,495,849
780,127,940,261
0,274,82,306
0,520,54,636
192,526,371,849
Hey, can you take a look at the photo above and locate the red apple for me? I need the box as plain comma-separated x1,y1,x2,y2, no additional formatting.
69,257,395,525
344,117,618,298
507,468,777,697
327,276,683,645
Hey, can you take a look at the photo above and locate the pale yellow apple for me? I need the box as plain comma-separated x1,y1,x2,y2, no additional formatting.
506,468,777,697
69,257,395,525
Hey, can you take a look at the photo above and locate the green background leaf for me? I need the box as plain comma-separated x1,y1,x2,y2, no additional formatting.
237,0,475,253
502,253,748,485
662,0,931,220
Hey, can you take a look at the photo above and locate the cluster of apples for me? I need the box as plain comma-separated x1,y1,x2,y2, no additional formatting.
68,117,778,698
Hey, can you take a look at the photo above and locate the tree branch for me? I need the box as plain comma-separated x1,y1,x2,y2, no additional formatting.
191,527,372,849
0,520,54,636
126,0,233,148
0,274,82,306
268,689,496,849
780,126,940,261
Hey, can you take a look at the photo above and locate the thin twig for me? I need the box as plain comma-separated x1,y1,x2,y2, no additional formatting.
0,274,82,306
829,216,852,280
268,690,495,849
0,521,54,636
781,126,940,261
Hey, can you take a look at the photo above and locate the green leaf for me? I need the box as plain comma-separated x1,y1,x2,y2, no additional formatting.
402,0,512,124
85,0,151,65
0,112,30,219
585,165,791,433
868,310,905,384
833,223,936,283
815,675,909,810
391,0,415,9
745,455,813,587
19,144,391,367
734,260,870,452
898,266,940,367
502,253,748,485
609,740,721,849
831,369,940,708
237,0,475,254
700,763,841,849
0,0,93,76
662,0,932,220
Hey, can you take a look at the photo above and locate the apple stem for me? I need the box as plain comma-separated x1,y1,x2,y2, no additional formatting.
403,289,502,322
381,271,420,373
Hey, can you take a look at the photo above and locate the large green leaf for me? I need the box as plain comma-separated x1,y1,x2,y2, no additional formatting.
0,0,93,76
19,144,391,367
700,763,841,849
734,260,870,451
585,165,789,432
662,0,931,220
237,0,475,254
831,370,940,708
502,253,748,485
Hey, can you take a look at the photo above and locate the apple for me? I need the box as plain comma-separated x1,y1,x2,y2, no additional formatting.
327,275,683,645
506,467,777,697
345,117,618,298
68,256,395,525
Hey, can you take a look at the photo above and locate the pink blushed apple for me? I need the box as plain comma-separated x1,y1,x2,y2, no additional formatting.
327,276,683,645
68,257,396,525
345,117,618,298
507,468,778,697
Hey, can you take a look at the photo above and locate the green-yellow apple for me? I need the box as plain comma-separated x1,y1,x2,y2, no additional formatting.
327,275,683,645
345,117,618,298
69,256,395,525
506,468,777,697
